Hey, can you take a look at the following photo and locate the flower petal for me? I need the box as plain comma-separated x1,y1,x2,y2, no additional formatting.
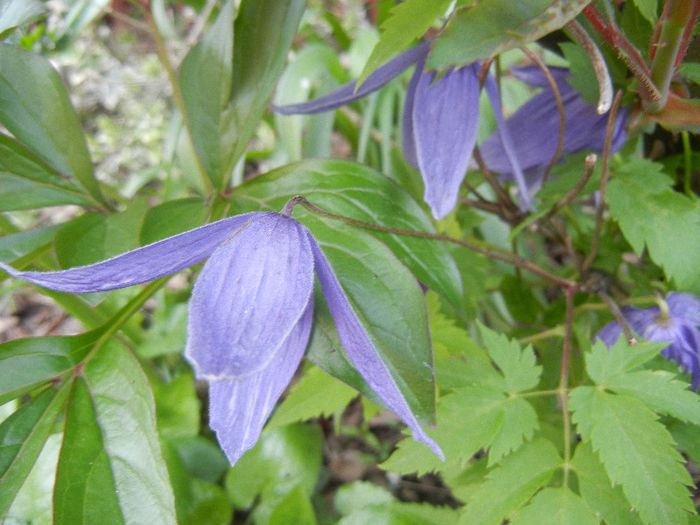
667,292,700,325
306,231,444,459
484,74,533,210
185,213,314,379
208,297,313,464
413,64,481,220
400,51,426,169
273,43,430,115
0,213,259,293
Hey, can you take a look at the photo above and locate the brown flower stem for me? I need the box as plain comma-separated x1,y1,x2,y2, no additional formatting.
540,154,598,225
598,291,638,345
519,47,566,185
565,20,613,114
295,197,578,290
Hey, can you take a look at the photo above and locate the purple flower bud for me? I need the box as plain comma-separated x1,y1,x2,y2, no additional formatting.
1,210,443,464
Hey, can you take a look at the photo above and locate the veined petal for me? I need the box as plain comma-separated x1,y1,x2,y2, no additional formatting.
273,42,430,115
484,74,533,210
0,213,259,293
414,64,481,220
511,65,572,88
208,298,313,464
306,231,444,459
400,51,427,169
185,213,314,379
667,292,700,325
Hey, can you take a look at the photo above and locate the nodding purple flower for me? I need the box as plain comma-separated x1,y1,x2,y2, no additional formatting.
595,293,700,389
273,43,529,218
0,207,443,464
479,66,628,204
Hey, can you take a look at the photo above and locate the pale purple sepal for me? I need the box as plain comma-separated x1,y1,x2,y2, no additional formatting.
185,213,315,379
484,74,533,211
208,299,313,464
668,292,700,325
307,231,444,459
400,52,427,169
413,64,481,220
273,43,430,115
479,67,627,187
0,213,257,293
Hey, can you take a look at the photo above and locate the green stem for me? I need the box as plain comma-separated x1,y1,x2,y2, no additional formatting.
647,0,694,112
559,288,575,488
682,131,693,196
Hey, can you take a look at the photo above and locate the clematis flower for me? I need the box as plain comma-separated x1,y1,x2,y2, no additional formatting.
479,66,628,204
274,43,529,219
0,204,443,464
595,292,700,389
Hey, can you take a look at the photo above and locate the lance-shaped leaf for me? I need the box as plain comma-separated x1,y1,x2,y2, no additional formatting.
0,44,105,207
0,0,45,40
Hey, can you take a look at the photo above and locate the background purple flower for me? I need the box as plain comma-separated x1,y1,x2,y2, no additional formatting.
595,293,700,389
1,210,443,464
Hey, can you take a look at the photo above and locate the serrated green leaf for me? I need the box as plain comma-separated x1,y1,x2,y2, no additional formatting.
0,332,95,403
0,384,69,518
560,42,600,106
607,158,700,288
606,370,700,425
357,0,451,86
267,365,358,429
458,439,562,525
54,342,177,524
234,158,464,313
488,397,539,466
585,338,669,385
381,386,506,475
428,0,591,70
0,44,105,206
572,441,644,525
569,387,694,524
510,487,598,525
478,323,541,393
0,0,44,39
426,292,503,390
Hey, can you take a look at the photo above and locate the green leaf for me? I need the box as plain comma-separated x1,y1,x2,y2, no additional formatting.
267,365,358,429
54,0,109,48
0,0,44,39
572,442,644,525
185,478,233,525
478,323,542,393
0,224,59,262
569,387,694,525
54,342,177,524
304,215,436,425
631,0,658,22
268,484,317,525
585,338,669,385
0,174,92,210
605,370,700,425
488,397,539,466
170,436,229,484
510,487,598,525
55,198,148,268
607,158,700,288
428,0,591,70
381,385,506,475
152,373,200,439
335,482,395,516
458,439,562,525
140,198,209,245
225,423,321,523
0,384,69,518
0,332,94,403
234,158,464,313
357,0,451,86
179,0,234,190
0,44,105,206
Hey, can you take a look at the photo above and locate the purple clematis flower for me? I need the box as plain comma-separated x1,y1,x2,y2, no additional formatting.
0,206,443,464
595,292,700,389
479,66,628,204
274,43,529,218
